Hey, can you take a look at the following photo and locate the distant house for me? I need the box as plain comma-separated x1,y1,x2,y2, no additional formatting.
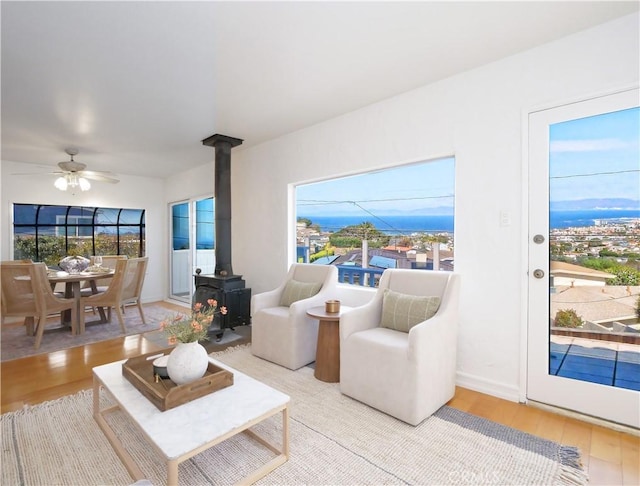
382,245,413,253
550,261,615,287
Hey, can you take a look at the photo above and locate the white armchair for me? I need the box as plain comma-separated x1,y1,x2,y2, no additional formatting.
251,263,339,370
340,269,460,426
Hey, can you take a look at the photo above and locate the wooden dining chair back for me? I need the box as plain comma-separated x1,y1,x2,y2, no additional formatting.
81,256,128,314
1,261,76,349
79,257,147,333
120,257,148,323
32,263,78,347
91,254,127,267
1,260,37,329
89,255,127,291
79,258,128,333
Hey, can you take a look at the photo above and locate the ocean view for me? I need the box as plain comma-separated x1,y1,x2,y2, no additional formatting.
301,209,640,235
300,215,454,235
550,209,640,229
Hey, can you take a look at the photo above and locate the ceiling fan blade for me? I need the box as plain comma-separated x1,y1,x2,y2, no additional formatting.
79,171,119,183
11,171,64,176
79,169,117,177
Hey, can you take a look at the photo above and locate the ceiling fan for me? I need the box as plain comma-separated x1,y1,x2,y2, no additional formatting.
15,148,120,191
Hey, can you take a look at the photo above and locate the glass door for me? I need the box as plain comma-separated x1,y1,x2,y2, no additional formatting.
169,197,215,303
527,89,639,428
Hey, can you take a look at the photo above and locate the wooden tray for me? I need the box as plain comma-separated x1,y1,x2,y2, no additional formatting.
122,348,234,411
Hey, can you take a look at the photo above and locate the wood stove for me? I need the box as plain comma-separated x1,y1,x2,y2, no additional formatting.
193,134,251,340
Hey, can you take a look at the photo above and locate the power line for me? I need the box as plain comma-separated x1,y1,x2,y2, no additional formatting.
298,194,453,205
351,202,405,235
551,169,639,179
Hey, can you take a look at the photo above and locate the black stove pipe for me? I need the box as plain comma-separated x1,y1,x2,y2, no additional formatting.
201,134,243,277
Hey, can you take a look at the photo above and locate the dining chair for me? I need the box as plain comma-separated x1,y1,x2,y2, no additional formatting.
1,260,35,330
119,256,148,322
80,255,128,312
1,261,77,349
88,255,127,293
79,256,148,333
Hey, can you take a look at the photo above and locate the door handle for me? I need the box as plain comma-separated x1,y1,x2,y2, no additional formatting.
533,269,545,279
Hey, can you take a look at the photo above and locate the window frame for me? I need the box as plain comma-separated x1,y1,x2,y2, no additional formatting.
294,156,456,284
12,203,146,264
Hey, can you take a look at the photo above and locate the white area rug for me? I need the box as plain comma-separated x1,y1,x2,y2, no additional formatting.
1,345,587,485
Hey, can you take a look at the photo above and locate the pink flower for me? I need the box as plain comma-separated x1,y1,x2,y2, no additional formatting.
207,299,217,307
220,306,228,315
168,336,177,345
159,321,167,330
194,302,203,311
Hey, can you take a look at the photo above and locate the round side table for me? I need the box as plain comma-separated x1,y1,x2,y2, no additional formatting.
306,305,351,383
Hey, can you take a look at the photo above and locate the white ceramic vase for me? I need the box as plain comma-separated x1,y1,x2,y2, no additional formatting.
167,341,209,385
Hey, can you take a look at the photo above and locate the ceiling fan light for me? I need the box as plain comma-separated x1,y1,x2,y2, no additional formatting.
78,177,91,191
54,176,68,191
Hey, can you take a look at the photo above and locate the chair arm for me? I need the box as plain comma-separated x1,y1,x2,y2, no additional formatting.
340,299,383,341
288,287,335,317
251,288,283,314
408,272,460,365
407,309,458,367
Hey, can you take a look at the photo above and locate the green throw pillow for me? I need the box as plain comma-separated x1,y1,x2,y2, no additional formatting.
279,279,323,307
380,289,441,332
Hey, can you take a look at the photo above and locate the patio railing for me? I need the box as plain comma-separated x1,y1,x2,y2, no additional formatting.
336,265,384,287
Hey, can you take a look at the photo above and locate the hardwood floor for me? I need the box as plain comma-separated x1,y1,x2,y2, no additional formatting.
1,303,638,485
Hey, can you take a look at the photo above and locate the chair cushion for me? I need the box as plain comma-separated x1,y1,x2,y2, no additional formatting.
380,289,441,332
279,279,322,307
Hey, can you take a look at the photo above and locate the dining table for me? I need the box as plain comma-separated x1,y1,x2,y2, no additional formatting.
47,269,115,334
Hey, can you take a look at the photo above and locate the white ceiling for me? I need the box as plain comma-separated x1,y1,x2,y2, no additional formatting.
2,1,638,179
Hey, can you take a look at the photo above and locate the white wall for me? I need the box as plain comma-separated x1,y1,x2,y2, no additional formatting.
164,162,214,204
0,160,167,303
230,14,639,401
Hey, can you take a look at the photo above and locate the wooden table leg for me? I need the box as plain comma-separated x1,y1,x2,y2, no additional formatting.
315,320,340,383
238,404,290,485
61,282,74,328
89,280,108,323
93,375,145,483
71,281,81,335
24,316,35,336
167,459,179,486
283,405,290,457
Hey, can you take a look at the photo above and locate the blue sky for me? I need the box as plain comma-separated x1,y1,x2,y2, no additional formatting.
549,106,639,204
296,157,455,217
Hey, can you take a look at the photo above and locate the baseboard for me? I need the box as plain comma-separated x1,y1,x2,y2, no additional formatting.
162,298,190,308
456,371,521,403
140,295,172,305
527,399,640,436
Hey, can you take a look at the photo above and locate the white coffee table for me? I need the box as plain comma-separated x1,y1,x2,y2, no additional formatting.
93,357,290,485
